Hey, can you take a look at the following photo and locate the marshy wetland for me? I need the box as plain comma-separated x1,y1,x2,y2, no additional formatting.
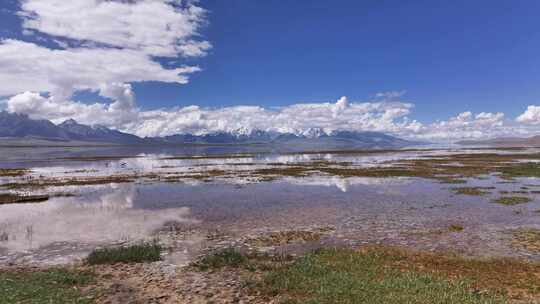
2,145,540,303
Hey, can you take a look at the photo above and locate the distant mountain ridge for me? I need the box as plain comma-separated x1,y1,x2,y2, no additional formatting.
457,136,540,147
0,112,142,144
0,111,72,141
0,111,415,148
58,119,145,144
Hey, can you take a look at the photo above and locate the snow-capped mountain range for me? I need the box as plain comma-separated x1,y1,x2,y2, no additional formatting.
0,111,415,148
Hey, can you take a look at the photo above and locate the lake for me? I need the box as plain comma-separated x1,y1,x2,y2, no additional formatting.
1,146,540,266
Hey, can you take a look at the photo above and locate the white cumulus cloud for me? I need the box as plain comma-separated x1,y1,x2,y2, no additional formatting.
517,105,540,125
6,90,139,128
411,111,507,140
18,0,211,58
0,39,201,98
0,0,209,99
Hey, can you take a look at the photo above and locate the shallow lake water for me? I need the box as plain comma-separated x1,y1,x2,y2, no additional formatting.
1,146,540,265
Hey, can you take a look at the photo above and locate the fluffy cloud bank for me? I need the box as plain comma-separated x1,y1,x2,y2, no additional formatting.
5,93,422,137
6,86,140,128
5,87,540,140
0,39,201,98
516,106,540,125
0,0,209,98
133,97,423,137
414,111,506,140
7,91,537,141
18,0,210,58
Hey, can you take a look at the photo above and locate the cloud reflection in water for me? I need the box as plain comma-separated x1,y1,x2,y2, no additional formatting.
0,183,196,253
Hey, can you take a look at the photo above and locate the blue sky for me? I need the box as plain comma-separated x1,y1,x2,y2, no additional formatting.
1,0,540,139
179,0,540,122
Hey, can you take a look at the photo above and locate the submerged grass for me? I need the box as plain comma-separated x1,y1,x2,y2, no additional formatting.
0,168,29,177
2,150,539,190
438,177,468,184
245,151,540,183
451,187,492,196
500,163,540,178
86,242,162,265
1,175,137,190
0,193,49,205
0,268,95,304
492,196,532,205
248,230,323,247
512,229,540,253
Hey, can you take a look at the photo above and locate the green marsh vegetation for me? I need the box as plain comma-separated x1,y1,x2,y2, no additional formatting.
195,246,540,303
0,268,95,304
86,242,162,265
194,248,250,271
492,196,532,205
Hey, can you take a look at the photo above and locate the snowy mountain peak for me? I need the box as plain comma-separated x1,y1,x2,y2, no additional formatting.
301,127,329,138
231,126,253,137
60,119,78,126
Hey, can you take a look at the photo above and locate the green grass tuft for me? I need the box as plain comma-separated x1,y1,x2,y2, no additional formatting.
195,248,249,271
86,242,162,265
0,268,94,304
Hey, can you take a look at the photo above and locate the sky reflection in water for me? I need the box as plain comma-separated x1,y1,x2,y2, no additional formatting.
1,147,540,264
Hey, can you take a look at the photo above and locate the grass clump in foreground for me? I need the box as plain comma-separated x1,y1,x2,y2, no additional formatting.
195,248,249,271
192,246,540,302
449,224,465,232
259,249,504,304
255,246,540,303
86,242,162,265
249,230,323,247
0,268,95,304
492,196,532,205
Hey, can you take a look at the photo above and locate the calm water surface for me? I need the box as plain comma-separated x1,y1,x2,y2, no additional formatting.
1,146,540,265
